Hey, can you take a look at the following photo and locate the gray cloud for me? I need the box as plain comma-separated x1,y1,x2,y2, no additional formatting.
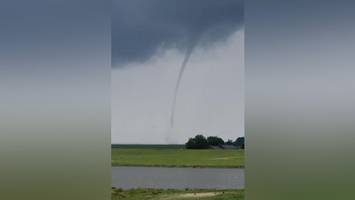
112,0,243,67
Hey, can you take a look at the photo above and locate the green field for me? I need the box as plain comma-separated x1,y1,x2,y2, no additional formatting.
112,188,244,200
112,144,185,149
111,146,244,168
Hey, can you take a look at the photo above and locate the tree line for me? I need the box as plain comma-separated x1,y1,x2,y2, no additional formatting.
185,134,245,149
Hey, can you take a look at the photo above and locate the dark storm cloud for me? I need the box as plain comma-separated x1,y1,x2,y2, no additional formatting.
112,0,243,67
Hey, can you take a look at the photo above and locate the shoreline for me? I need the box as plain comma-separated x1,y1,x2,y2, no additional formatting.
111,164,244,169
111,188,244,200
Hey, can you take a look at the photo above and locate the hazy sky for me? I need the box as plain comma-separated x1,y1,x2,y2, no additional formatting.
112,0,244,144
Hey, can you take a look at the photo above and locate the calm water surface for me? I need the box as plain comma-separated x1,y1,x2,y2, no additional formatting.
112,166,244,189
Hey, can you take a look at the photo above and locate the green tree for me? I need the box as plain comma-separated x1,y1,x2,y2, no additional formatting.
207,136,225,146
185,134,209,149
234,137,245,149
226,139,234,145
185,137,197,149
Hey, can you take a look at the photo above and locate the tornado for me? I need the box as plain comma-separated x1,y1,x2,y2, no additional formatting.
170,41,197,128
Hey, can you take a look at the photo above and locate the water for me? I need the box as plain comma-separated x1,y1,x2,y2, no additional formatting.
112,166,244,189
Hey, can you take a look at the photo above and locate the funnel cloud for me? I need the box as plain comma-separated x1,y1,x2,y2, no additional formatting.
170,38,197,128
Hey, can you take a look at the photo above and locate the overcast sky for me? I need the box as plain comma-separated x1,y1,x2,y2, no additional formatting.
112,0,244,144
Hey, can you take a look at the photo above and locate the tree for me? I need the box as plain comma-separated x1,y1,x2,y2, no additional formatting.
185,137,197,149
225,139,234,145
207,136,225,146
234,137,245,149
185,134,209,149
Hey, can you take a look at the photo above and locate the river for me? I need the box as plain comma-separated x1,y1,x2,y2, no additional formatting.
112,166,244,189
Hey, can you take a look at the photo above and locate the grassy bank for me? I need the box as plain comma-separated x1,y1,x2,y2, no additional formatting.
112,188,244,200
112,146,244,168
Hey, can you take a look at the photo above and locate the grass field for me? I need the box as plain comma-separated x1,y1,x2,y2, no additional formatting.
111,145,244,168
112,144,185,149
112,188,244,200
